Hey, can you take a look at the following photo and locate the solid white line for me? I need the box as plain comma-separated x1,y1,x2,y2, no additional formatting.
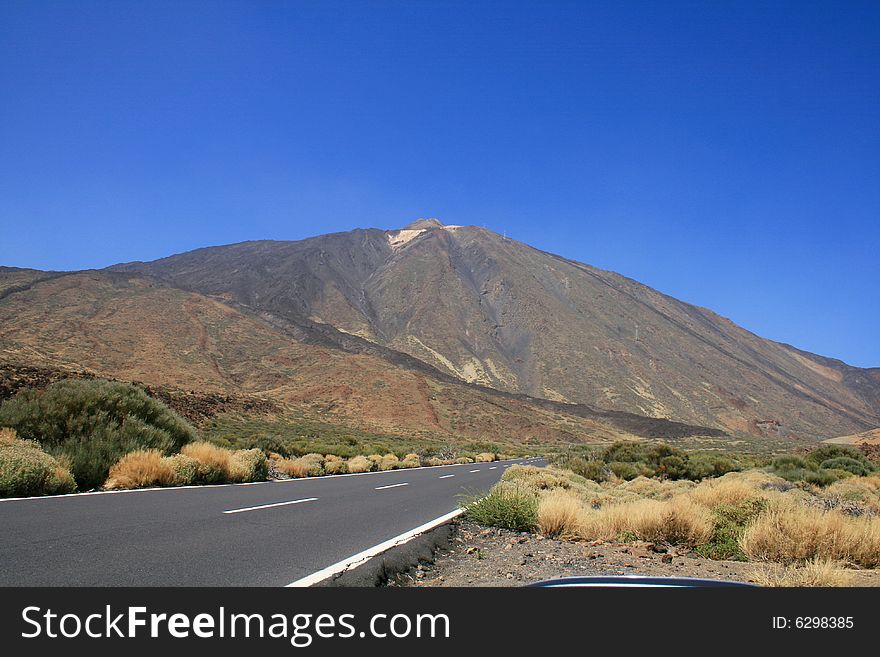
286,508,465,587
223,497,317,514
374,482,409,490
469,469,480,473
438,474,455,479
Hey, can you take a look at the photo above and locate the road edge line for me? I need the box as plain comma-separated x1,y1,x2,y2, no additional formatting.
285,508,464,587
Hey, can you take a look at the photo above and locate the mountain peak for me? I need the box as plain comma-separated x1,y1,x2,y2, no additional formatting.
403,218,445,230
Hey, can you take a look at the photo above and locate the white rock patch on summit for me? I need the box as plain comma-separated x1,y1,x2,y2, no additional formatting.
388,229,425,249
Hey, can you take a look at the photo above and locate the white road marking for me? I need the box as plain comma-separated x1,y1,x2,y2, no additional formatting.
374,482,409,490
287,508,464,587
223,497,317,514
489,466,497,470
438,474,455,479
469,469,480,473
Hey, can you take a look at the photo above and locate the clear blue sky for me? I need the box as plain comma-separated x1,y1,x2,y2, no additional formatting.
1,1,878,367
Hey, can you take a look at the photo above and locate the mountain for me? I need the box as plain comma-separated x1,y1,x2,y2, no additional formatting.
108,219,880,441
0,267,718,449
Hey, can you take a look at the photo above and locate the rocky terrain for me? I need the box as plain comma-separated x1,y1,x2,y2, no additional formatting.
3,219,878,446
394,520,880,587
110,220,880,440
0,270,719,450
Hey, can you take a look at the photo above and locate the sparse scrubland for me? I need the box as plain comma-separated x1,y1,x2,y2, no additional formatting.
462,442,880,586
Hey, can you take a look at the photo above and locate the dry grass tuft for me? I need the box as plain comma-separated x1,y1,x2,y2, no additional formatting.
580,496,714,546
821,477,880,514
276,458,316,478
620,476,695,500
740,499,880,567
538,490,589,537
346,455,373,473
379,454,400,471
105,450,175,490
181,442,232,478
751,558,854,587
689,472,771,508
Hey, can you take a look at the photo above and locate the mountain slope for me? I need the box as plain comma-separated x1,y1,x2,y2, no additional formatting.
112,220,880,440
0,270,719,447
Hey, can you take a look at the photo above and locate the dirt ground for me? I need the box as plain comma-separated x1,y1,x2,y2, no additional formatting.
391,520,880,587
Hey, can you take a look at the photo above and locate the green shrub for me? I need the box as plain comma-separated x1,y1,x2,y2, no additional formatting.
658,455,688,479
0,380,196,489
462,484,538,532
566,457,609,482
0,432,77,497
684,454,739,480
163,453,200,485
696,499,767,560
324,459,348,475
609,461,652,481
772,455,813,471
229,448,268,483
819,457,873,477
806,445,872,470
801,469,841,486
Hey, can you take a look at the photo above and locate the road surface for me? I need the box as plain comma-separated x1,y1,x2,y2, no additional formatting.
0,458,543,586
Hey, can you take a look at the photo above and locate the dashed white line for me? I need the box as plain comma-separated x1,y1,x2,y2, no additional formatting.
438,474,455,479
489,466,497,470
469,469,481,473
223,497,317,514
374,482,409,490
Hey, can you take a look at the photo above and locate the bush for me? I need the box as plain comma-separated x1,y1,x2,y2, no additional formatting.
751,558,854,587
684,454,739,480
182,442,232,484
346,455,373,473
463,484,538,532
0,428,76,497
474,452,497,463
228,448,268,483
0,380,196,489
538,490,587,537
608,461,651,481
806,445,873,470
105,450,175,490
399,457,420,469
771,455,813,471
324,459,348,475
740,501,880,568
566,457,609,482
581,496,713,546
379,454,400,471
819,457,872,477
455,457,474,465
164,453,199,485
696,499,767,560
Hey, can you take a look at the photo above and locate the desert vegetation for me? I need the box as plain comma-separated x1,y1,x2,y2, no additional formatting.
0,427,76,497
0,379,196,489
0,378,504,497
463,442,880,586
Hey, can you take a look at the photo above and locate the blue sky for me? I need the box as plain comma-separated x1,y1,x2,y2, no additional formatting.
1,1,878,367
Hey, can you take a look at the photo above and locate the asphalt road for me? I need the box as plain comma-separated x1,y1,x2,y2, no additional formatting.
0,457,544,586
